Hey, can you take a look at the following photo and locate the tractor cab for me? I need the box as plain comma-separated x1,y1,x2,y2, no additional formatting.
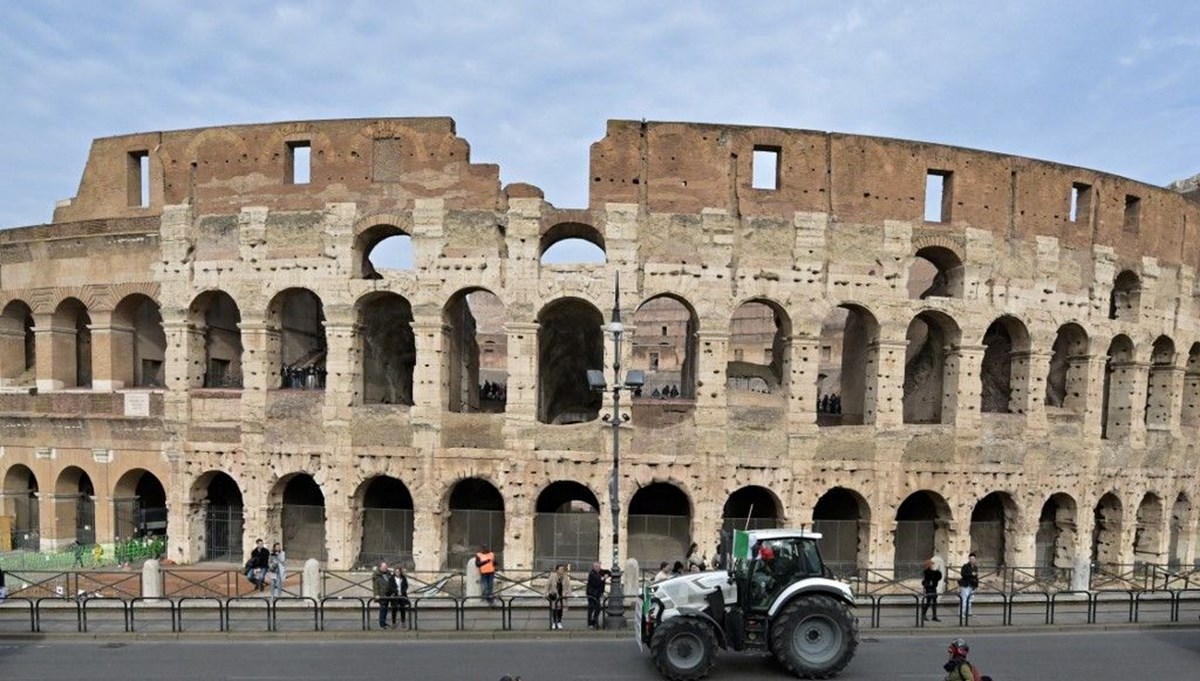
740,532,827,611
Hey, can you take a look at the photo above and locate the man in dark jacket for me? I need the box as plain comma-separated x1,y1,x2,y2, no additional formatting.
372,562,392,629
247,539,270,591
958,553,979,618
585,562,610,629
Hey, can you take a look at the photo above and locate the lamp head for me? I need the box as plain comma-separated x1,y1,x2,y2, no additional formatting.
623,370,645,388
586,369,607,391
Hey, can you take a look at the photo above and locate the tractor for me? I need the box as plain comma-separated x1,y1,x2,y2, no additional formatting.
636,528,859,680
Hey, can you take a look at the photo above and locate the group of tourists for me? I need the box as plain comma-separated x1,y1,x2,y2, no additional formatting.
243,538,287,598
371,561,411,629
650,542,710,582
920,552,981,623
541,561,612,630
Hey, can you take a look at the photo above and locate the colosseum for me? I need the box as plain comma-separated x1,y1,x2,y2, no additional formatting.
0,117,1197,586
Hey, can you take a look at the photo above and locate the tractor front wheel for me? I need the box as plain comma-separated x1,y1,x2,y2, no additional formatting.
649,616,718,681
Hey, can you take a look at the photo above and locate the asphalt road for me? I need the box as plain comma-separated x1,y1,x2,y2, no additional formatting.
0,629,1197,680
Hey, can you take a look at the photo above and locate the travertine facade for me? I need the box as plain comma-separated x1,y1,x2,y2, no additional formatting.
0,117,1198,581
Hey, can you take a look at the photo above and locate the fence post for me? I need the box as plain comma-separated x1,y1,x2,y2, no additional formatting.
302,559,322,599
142,559,163,598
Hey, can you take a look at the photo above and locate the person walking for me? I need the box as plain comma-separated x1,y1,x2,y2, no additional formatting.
585,561,610,629
958,553,979,618
544,563,571,630
942,637,990,681
246,538,270,591
390,565,410,629
921,558,942,622
268,542,287,599
475,545,497,605
372,561,392,629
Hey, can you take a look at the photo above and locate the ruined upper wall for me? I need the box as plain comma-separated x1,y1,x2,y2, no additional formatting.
52,118,503,223
590,120,1200,270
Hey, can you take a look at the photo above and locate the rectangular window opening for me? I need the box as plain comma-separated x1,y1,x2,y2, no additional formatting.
649,352,660,371
127,151,150,207
925,170,952,222
1124,194,1141,233
752,146,781,190
1070,182,1092,223
734,348,744,362
661,325,668,336
287,141,312,185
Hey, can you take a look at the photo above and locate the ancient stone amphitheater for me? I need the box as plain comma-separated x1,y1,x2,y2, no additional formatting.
0,117,1197,586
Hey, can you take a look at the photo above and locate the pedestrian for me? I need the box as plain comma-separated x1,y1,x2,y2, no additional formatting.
942,637,990,681
652,561,673,583
72,541,85,567
268,542,286,599
671,560,684,577
685,542,705,571
0,564,7,600
390,565,410,629
958,552,979,618
921,558,942,622
545,563,570,629
372,561,392,629
246,538,270,591
585,561,609,629
475,545,497,605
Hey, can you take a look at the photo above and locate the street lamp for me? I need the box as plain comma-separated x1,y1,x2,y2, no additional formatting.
587,272,644,630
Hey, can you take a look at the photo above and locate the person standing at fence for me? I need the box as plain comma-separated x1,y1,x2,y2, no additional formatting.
545,563,571,629
268,542,286,599
247,538,270,591
389,565,410,629
958,552,979,618
476,545,497,606
373,561,392,629
652,561,672,583
585,561,610,629
921,558,942,622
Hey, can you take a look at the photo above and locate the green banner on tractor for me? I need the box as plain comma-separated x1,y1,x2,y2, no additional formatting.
732,529,751,560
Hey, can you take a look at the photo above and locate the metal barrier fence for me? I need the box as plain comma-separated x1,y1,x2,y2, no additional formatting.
2,588,1199,634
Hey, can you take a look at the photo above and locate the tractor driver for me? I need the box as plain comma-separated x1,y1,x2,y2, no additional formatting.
750,541,778,609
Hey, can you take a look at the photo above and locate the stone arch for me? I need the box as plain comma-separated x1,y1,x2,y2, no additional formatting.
445,477,505,570
267,288,326,390
1109,269,1141,321
2,464,39,549
969,491,1019,567
54,466,96,546
1182,343,1200,427
903,310,962,424
628,482,692,569
729,298,791,400
533,480,600,570
1102,335,1136,439
0,299,35,386
355,476,415,568
894,490,953,578
1035,493,1077,579
270,473,327,562
1145,336,1176,428
1045,323,1089,414
1134,492,1165,564
111,293,166,388
190,470,244,562
112,468,167,542
812,487,872,574
444,287,507,413
1091,492,1123,568
818,303,880,426
632,293,699,401
909,244,965,299
722,485,783,531
537,297,603,424
51,297,92,388
980,315,1032,414
188,290,243,388
539,222,606,264
356,292,415,405
356,222,414,277
1168,492,1192,569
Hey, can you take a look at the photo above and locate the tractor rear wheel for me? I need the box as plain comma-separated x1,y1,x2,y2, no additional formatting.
770,595,858,679
649,616,718,681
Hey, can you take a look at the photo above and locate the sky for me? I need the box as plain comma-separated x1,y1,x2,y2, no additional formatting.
1,1,1198,232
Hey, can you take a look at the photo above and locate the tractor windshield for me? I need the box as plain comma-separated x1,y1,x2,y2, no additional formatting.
746,536,825,610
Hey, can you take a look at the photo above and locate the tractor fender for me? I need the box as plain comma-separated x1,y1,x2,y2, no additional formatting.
668,608,730,650
766,577,856,617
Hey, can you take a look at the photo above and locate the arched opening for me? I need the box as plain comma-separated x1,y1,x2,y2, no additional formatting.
632,295,698,401
1035,493,1077,580
537,298,603,424
1091,492,1123,569
970,492,1017,567
908,246,964,299
1182,343,1200,427
722,486,782,533
357,292,415,405
52,298,92,388
1045,323,1089,414
112,294,166,388
197,472,243,562
446,478,505,569
112,469,167,543
444,289,507,413
1168,493,1192,570
189,291,243,388
540,223,606,265
269,288,326,390
276,474,326,561
533,481,600,570
1145,336,1176,428
980,316,1031,414
2,464,40,549
357,476,415,568
1133,493,1164,564
1109,270,1140,321
902,311,961,424
1102,335,1135,439
818,304,879,425
55,466,95,546
358,225,414,277
0,300,36,386
894,491,951,578
628,482,691,569
728,300,790,399
812,487,871,575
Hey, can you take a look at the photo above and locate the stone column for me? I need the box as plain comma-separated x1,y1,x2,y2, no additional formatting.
786,335,819,437
33,313,72,391
872,339,908,428
89,311,133,391
1082,355,1108,438
505,508,535,571
236,317,275,453
411,505,441,572
695,330,730,442
955,345,986,432
0,323,27,385
410,316,446,451
1018,351,1053,431
503,322,539,445
323,491,353,569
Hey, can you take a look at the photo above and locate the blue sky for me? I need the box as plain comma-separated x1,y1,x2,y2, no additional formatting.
1,1,1198,230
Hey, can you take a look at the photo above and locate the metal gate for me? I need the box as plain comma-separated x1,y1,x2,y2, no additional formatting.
114,499,169,541
76,496,96,546
205,505,244,562
9,494,39,550
358,507,414,568
533,512,599,570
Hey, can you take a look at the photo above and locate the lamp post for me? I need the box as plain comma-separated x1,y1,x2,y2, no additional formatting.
587,272,644,631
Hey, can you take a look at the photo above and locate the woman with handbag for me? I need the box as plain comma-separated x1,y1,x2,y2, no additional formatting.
544,563,571,630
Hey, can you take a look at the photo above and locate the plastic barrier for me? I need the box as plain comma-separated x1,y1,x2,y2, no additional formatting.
0,596,36,633
270,597,319,632
81,597,129,633
319,596,368,632
178,596,224,632
129,597,176,633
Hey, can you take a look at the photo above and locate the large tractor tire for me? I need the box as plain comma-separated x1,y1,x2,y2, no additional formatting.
769,595,859,679
649,616,718,681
